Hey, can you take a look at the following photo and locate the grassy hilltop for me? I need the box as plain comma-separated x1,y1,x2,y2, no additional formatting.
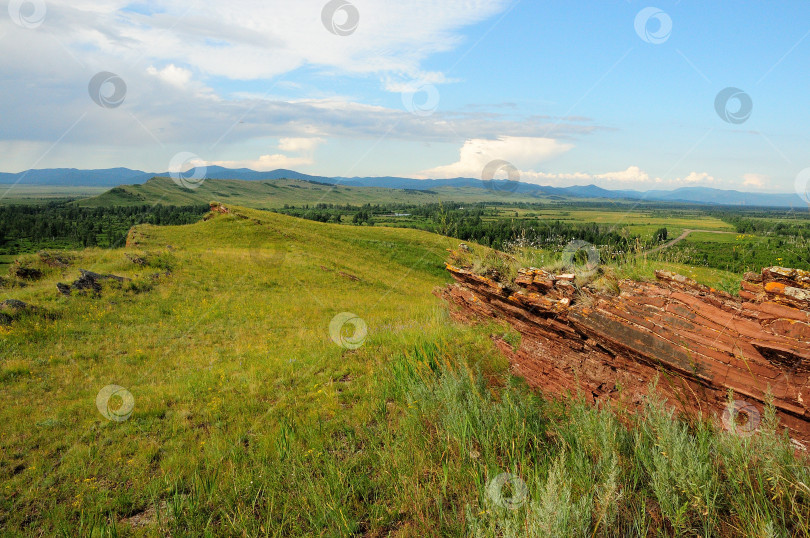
1,205,809,535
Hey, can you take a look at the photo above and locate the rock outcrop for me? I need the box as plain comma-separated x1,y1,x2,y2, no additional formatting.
0,299,38,325
57,269,130,296
440,261,810,443
8,261,42,281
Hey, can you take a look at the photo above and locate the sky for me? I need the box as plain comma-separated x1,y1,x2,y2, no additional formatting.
1,0,809,193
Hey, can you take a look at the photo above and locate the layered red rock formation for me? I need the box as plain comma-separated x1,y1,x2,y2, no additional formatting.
440,262,810,444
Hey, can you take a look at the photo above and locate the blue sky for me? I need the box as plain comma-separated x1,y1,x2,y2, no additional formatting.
1,0,808,192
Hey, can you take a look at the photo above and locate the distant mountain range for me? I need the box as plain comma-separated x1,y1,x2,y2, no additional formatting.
1,166,807,208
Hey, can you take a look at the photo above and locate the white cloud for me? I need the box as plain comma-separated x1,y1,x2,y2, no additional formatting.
146,64,193,88
0,0,604,173
527,168,721,188
419,139,733,189
208,153,314,171
680,171,715,184
278,137,326,153
207,136,326,170
742,173,769,189
419,136,574,179
24,0,510,84
594,166,650,183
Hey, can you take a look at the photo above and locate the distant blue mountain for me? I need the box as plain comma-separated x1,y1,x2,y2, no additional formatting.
0,167,153,186
1,167,806,208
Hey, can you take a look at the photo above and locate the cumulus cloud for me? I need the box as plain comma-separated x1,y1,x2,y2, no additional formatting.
278,137,326,153
419,138,732,189
146,64,194,89
742,173,769,189
524,168,723,189
681,172,715,184
594,166,650,183
207,137,326,170
419,136,574,179
207,153,314,171
529,168,722,188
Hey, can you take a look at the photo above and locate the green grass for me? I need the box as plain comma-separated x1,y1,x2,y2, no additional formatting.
667,233,810,275
1,206,808,535
470,241,745,293
0,185,108,205
0,254,16,273
497,208,733,235
76,177,559,209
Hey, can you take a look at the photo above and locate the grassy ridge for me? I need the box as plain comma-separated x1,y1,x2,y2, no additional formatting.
77,177,553,209
1,206,808,535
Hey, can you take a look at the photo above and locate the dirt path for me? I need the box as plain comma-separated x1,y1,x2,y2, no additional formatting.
643,229,736,255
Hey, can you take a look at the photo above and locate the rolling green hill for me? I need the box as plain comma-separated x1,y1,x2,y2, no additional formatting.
1,206,808,535
76,176,556,209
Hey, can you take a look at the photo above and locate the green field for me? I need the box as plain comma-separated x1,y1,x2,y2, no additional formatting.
1,205,809,536
490,207,733,231
0,185,108,205
0,254,15,272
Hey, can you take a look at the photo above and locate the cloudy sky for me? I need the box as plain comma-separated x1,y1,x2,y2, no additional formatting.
1,0,808,192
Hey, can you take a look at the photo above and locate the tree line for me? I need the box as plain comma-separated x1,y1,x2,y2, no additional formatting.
0,203,210,254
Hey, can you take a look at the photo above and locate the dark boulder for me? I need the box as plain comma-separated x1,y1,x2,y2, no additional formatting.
57,269,131,296
9,262,42,281
0,299,38,325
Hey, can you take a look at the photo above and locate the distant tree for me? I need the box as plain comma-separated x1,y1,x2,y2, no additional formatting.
654,227,668,242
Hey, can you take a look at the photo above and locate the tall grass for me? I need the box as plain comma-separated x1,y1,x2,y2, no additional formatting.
387,343,810,536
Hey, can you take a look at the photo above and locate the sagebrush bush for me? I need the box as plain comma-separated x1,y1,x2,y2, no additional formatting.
389,344,810,537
